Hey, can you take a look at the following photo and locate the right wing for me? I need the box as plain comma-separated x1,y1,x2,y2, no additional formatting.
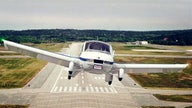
113,63,188,73
2,40,80,67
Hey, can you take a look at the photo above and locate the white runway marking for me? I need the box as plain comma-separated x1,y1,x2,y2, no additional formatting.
63,87,67,92
90,86,94,92
53,87,58,92
69,87,72,92
100,87,104,92
52,86,117,93
59,87,63,92
50,67,64,93
104,87,109,93
95,87,99,92
74,87,77,92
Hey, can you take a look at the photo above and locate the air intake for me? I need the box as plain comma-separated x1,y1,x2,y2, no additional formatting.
94,59,103,64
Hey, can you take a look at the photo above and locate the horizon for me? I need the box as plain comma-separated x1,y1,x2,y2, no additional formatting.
0,28,191,32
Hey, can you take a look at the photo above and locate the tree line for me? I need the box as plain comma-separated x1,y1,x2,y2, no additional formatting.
0,29,192,45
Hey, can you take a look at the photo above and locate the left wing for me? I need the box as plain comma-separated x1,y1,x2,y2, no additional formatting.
2,40,80,67
113,63,188,73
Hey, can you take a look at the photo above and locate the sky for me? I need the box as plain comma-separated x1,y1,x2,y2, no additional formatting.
0,0,191,31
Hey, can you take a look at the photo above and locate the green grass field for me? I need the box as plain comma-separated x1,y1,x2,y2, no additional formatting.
0,42,69,88
24,42,70,52
0,58,46,88
154,94,192,102
111,43,191,55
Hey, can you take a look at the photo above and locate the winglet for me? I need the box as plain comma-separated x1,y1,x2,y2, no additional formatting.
0,38,5,42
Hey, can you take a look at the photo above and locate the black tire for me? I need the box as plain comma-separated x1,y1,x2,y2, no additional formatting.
108,81,112,85
118,78,123,81
68,75,71,80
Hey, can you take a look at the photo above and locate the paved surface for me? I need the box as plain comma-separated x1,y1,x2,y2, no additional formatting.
0,42,192,108
0,55,30,58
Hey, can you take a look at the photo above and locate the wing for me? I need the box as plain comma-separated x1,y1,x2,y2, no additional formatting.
113,63,188,73
2,40,80,67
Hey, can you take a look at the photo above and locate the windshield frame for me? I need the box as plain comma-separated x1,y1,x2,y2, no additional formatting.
83,41,112,54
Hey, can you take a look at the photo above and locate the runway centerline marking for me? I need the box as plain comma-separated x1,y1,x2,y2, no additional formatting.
50,67,64,93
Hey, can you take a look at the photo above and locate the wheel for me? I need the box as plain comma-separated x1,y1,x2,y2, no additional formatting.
118,78,123,81
108,81,112,85
69,71,73,75
68,75,71,80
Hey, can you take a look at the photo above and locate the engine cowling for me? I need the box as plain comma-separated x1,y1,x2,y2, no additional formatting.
118,68,124,81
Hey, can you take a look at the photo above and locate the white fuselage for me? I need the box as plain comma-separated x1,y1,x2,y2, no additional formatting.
79,41,114,74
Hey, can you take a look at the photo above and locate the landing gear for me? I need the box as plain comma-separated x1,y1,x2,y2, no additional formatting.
118,68,124,81
105,74,113,85
68,62,74,80
68,71,73,80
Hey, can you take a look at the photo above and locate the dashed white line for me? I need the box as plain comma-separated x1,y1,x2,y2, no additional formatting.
100,87,104,92
82,80,84,84
82,76,84,79
74,87,77,92
111,85,118,93
69,86,72,92
104,87,109,93
95,87,99,92
90,87,94,92
59,87,63,92
63,87,67,92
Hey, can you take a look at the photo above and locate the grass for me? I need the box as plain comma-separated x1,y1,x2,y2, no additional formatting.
129,72,192,88
0,58,46,88
142,106,175,108
129,64,192,88
114,57,190,64
154,94,192,102
0,42,69,88
24,42,70,52
0,105,28,108
115,56,192,88
111,43,191,55
0,53,21,56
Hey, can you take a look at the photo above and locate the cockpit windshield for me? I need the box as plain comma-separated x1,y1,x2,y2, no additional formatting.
84,42,110,54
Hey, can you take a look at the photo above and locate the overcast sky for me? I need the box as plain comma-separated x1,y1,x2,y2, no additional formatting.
0,0,191,31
